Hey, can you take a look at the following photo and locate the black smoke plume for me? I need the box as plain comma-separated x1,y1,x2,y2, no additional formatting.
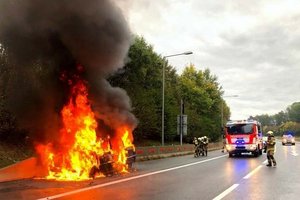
0,0,137,142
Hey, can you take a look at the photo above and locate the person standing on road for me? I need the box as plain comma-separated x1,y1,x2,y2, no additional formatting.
202,136,209,156
266,131,277,167
193,137,199,157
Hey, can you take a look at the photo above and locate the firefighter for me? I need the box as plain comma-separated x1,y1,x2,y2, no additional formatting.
193,137,199,157
126,146,136,171
193,137,199,146
266,131,277,167
202,136,209,156
198,137,205,156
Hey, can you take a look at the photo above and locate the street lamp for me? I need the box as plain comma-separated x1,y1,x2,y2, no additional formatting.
162,51,193,146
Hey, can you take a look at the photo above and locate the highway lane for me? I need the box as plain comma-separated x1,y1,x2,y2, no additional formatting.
0,142,299,200
223,142,300,200
38,151,266,200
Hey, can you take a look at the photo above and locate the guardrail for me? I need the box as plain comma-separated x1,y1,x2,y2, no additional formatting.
135,142,223,160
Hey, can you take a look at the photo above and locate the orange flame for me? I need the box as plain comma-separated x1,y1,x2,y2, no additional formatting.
36,80,135,181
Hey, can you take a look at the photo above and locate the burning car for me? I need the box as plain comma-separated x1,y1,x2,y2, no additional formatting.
35,81,137,181
1,0,138,182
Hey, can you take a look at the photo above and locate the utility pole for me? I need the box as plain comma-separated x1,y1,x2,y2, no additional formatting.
180,99,184,145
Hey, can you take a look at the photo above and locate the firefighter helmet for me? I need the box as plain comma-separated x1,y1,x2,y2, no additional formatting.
267,131,274,136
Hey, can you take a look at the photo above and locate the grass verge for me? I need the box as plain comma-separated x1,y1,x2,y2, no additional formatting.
0,141,33,168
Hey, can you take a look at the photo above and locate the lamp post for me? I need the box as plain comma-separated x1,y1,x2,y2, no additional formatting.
162,51,193,146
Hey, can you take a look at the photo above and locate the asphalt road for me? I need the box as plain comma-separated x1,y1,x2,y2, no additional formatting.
0,141,299,200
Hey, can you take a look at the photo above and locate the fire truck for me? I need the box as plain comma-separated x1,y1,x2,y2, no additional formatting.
224,120,263,157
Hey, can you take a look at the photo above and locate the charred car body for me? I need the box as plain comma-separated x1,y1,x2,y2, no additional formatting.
89,147,136,179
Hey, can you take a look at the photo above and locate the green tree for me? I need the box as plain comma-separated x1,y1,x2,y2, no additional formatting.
109,36,166,142
287,102,300,122
110,37,225,144
178,65,223,141
280,121,300,135
0,45,21,142
254,114,273,126
274,111,288,125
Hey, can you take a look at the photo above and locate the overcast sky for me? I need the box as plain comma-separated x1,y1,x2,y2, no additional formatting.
117,0,300,120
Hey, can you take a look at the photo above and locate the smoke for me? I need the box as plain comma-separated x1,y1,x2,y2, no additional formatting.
0,0,137,142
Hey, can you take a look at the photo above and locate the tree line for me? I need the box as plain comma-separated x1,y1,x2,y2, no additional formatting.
250,102,300,136
109,36,228,144
0,36,230,145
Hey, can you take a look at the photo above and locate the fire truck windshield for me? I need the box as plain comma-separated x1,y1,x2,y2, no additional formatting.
226,124,253,135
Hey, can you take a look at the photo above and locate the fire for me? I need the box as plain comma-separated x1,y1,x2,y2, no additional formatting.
36,80,135,181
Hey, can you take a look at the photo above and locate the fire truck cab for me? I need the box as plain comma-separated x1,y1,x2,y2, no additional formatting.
225,120,263,157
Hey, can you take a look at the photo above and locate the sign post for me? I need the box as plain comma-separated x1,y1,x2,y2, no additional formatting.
177,99,188,145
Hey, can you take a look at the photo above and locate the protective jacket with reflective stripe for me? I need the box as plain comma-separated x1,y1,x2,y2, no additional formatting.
267,136,276,151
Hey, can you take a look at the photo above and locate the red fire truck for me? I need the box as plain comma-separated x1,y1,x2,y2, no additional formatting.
225,120,263,157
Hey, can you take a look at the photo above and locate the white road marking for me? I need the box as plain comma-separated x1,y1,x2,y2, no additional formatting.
262,159,268,165
291,149,298,156
212,159,268,200
37,154,228,200
212,184,239,200
243,165,262,179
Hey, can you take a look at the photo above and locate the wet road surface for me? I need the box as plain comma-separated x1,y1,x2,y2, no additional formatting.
0,141,299,200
